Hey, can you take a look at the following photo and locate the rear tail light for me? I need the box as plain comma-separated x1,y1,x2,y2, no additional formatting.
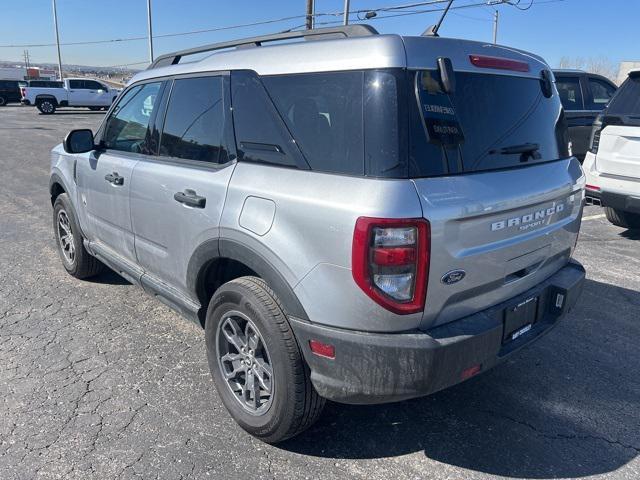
469,54,530,73
352,217,430,314
21,88,26,98
589,114,604,154
585,184,601,192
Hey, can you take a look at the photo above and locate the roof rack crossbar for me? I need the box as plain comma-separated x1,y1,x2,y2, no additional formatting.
148,25,379,70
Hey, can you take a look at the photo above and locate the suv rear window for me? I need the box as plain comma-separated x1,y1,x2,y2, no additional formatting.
606,74,640,116
411,70,569,176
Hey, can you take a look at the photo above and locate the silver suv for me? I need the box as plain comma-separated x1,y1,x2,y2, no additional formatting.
50,26,586,443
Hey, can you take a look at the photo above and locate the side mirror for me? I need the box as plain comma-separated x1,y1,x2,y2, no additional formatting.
63,129,95,154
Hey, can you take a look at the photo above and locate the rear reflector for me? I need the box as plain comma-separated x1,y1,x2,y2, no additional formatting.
585,184,601,192
309,340,335,359
461,364,482,381
469,54,530,73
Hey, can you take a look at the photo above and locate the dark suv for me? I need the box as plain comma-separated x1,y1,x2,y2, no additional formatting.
553,70,617,161
0,79,22,106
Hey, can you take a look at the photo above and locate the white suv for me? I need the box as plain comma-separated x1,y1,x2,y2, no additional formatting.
584,70,640,229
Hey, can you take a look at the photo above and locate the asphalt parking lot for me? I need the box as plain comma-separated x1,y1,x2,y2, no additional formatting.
0,104,638,480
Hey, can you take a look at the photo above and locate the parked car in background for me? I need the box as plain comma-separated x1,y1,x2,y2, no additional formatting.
554,70,617,162
50,26,585,443
22,78,120,114
584,70,640,229
0,79,22,106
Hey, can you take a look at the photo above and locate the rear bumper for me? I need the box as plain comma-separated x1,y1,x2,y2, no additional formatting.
592,189,640,214
291,260,585,405
21,99,31,105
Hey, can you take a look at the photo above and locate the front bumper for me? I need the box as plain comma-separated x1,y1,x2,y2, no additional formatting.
290,260,585,405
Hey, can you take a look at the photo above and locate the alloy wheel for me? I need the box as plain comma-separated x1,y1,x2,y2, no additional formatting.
217,311,274,415
57,210,75,265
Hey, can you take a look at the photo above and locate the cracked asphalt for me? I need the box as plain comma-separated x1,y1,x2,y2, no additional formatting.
1,104,639,479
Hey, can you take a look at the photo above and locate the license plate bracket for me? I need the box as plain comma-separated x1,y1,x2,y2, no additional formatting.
503,296,539,344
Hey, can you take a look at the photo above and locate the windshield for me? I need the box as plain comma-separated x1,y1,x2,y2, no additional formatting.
411,70,570,176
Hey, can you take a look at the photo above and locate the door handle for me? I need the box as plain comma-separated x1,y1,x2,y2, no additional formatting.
174,189,206,208
105,172,124,186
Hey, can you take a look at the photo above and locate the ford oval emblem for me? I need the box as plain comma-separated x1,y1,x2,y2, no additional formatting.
441,270,466,285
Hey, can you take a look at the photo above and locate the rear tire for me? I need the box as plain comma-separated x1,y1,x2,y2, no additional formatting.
604,207,640,229
0,96,6,106
205,276,325,443
37,99,56,114
53,194,104,279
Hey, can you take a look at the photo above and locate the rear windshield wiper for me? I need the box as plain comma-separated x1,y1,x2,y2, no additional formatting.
490,143,541,162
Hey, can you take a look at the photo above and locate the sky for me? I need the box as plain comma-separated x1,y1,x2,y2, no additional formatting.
0,0,638,71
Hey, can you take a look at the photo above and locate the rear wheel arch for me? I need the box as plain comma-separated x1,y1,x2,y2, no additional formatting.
188,238,309,326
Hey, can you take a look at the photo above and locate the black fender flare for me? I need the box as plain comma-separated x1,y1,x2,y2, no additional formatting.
49,172,68,199
35,95,58,105
187,238,309,322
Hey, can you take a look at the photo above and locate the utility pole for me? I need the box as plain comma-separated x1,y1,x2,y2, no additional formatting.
343,0,350,25
23,50,31,70
305,0,313,30
493,10,499,44
52,0,63,80
147,0,154,63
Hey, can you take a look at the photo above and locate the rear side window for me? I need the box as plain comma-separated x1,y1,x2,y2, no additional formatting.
160,76,227,164
231,71,305,169
411,70,569,176
68,80,84,89
263,72,364,175
606,75,640,116
555,77,584,111
588,78,616,110
103,82,161,153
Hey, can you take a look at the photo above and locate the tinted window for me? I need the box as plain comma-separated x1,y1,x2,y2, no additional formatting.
555,77,584,111
588,78,616,109
606,75,640,116
103,82,161,153
84,80,104,90
263,72,364,175
160,76,226,163
412,70,568,175
231,71,303,168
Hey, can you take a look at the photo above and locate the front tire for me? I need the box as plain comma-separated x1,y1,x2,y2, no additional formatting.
205,276,325,443
37,99,56,114
53,194,103,279
604,207,640,229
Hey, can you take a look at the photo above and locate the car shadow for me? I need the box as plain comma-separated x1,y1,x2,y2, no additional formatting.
38,110,105,116
620,228,640,240
85,268,131,285
279,278,639,478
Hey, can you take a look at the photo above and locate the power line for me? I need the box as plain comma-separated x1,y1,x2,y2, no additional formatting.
0,0,569,55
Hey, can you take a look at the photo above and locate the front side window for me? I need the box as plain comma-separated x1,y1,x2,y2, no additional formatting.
159,76,227,163
84,80,103,90
103,82,161,153
555,77,584,111
588,78,616,110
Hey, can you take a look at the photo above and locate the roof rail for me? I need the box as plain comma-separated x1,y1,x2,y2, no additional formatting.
147,25,379,70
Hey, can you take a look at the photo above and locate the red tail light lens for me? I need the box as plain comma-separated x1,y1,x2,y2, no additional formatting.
352,217,430,315
469,54,530,73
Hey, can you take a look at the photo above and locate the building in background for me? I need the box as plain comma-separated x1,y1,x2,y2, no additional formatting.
617,61,640,85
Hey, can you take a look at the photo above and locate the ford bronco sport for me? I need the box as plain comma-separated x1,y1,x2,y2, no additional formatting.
49,26,586,443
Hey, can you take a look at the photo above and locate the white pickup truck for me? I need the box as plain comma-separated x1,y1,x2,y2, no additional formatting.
22,78,121,114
